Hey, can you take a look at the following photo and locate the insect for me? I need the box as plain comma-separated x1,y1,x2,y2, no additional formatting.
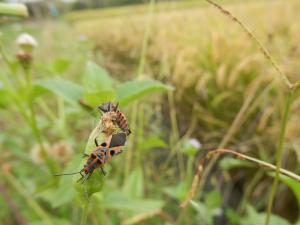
53,133,126,184
98,102,131,136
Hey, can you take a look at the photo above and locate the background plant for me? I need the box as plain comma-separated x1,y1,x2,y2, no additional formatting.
0,0,300,225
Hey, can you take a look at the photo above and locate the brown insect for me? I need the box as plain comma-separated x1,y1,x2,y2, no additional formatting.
53,133,126,184
98,102,131,136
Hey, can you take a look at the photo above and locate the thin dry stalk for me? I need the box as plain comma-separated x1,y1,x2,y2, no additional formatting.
181,148,300,207
121,209,161,225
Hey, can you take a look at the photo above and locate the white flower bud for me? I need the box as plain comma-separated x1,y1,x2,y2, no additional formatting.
16,33,38,51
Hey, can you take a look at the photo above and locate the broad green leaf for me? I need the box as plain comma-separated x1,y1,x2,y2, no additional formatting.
163,181,189,201
116,79,174,106
83,91,115,107
189,200,213,224
83,61,113,93
204,190,221,210
34,78,83,105
268,173,300,206
139,136,167,150
95,191,163,213
220,158,254,170
241,205,291,225
226,208,241,224
52,58,70,74
123,168,144,198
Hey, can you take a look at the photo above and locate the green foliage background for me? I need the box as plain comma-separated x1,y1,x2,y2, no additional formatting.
0,0,300,225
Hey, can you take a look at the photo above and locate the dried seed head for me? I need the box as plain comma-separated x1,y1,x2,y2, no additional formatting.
16,51,32,70
30,143,50,165
49,141,73,164
16,33,37,69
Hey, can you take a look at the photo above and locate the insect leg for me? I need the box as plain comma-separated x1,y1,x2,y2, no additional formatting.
82,153,89,157
100,167,107,176
81,173,90,184
94,138,99,147
76,170,85,183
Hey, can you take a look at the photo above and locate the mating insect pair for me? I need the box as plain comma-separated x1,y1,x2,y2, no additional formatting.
53,133,127,184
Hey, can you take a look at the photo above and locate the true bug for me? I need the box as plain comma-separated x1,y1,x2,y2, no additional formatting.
53,133,126,184
98,102,131,136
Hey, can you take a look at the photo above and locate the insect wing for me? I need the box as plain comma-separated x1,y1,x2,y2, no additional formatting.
109,132,127,148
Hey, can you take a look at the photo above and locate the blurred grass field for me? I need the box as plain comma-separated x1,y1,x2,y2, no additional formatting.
1,0,300,225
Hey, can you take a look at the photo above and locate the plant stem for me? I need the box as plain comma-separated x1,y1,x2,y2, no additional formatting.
80,200,90,225
181,147,300,207
2,172,54,225
137,0,155,76
0,3,28,17
264,91,293,225
205,0,293,89
125,0,155,178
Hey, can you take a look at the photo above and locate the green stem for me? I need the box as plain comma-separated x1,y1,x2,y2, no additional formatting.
125,0,155,178
0,3,28,17
137,0,155,76
264,91,293,225
2,172,54,225
24,69,56,171
80,200,90,225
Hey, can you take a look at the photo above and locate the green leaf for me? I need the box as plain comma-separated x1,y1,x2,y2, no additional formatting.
0,86,10,108
268,173,300,206
94,191,164,213
139,136,167,150
163,181,189,201
38,157,81,208
123,168,144,198
34,78,83,105
29,218,70,225
226,208,241,224
116,79,174,106
242,205,291,225
82,61,115,107
83,61,113,93
220,158,254,170
204,190,221,210
52,58,70,74
83,91,115,107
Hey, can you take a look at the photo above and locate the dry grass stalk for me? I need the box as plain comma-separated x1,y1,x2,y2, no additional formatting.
181,148,300,208
205,0,293,89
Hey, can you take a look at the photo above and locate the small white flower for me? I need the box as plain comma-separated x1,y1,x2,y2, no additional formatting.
16,33,38,49
182,138,202,156
188,138,202,149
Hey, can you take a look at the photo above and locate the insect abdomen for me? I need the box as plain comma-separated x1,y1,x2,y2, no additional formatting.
115,111,131,135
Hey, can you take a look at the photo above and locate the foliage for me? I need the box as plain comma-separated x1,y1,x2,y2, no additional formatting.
0,0,299,225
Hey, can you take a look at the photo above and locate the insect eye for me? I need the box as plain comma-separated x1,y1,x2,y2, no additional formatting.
110,150,115,156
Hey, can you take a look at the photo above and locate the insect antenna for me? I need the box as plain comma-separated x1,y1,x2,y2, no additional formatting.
53,171,81,176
